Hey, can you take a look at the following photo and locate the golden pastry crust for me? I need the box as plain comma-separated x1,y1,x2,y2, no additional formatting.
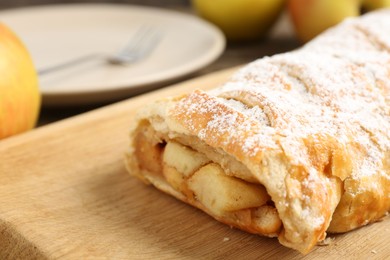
126,9,390,254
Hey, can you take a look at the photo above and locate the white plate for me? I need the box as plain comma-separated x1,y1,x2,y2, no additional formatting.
0,4,225,106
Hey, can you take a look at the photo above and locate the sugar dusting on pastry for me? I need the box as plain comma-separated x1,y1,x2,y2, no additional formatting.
218,98,270,127
129,9,390,255
356,9,390,51
169,10,390,249
212,21,389,180
175,90,279,158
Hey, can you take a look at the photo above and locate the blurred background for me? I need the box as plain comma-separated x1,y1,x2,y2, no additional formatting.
0,0,390,139
0,0,299,129
0,0,298,76
2,0,386,139
0,0,189,9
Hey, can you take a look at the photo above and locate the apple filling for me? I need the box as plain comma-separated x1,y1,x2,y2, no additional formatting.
133,129,282,237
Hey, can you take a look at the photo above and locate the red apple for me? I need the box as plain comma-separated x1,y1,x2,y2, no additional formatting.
0,23,40,139
288,0,360,43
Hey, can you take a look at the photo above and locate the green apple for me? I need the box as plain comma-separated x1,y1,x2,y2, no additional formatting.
362,0,390,11
288,0,360,43
192,0,286,42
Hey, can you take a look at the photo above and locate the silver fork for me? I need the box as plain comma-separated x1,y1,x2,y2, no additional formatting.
38,27,161,76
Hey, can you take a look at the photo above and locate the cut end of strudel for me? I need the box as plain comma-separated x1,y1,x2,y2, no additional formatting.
125,9,390,254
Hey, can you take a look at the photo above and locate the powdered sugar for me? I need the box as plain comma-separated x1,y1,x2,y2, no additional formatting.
218,98,270,126
171,11,389,203
174,90,279,158
356,9,390,51
176,12,389,194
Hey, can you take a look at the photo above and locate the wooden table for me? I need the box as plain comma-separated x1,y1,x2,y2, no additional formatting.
2,66,390,259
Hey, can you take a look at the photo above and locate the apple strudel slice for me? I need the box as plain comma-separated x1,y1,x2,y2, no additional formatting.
125,9,390,254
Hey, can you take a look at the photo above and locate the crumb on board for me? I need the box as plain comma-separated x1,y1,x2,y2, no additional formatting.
318,237,335,246
223,237,230,242
371,250,377,254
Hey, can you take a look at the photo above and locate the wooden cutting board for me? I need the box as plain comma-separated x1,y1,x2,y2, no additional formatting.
0,67,388,259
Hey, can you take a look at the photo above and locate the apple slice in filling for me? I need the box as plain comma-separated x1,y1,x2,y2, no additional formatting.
134,133,282,236
187,163,270,214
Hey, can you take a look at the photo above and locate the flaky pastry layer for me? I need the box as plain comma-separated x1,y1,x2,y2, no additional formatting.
126,9,390,254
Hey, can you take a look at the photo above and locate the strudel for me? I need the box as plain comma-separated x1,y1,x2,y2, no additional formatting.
125,9,390,254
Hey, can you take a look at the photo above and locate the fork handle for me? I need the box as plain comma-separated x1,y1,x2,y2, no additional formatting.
38,53,102,76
